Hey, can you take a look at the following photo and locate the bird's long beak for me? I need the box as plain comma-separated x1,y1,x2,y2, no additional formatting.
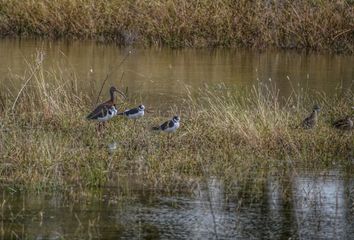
115,89,126,100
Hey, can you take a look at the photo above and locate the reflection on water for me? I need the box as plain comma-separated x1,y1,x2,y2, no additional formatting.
1,174,353,239
0,39,353,109
293,175,354,239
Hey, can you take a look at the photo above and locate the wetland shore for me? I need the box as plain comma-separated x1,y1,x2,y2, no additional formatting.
0,56,353,190
0,0,353,53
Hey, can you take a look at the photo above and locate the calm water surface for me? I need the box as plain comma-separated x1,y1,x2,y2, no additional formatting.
0,39,353,109
1,174,354,239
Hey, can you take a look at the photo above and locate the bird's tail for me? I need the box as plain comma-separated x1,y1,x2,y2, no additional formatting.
152,126,160,131
86,114,94,120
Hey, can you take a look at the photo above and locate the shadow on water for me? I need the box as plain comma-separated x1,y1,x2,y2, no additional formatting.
1,173,353,239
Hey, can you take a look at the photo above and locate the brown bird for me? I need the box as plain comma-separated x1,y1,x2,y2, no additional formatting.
302,105,320,129
332,116,353,130
87,86,126,130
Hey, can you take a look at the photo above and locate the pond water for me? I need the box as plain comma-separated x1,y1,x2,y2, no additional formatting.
0,39,353,109
1,174,354,239
0,39,353,239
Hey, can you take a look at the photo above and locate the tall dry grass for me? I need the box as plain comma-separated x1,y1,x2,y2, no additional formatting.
0,52,353,190
0,0,353,52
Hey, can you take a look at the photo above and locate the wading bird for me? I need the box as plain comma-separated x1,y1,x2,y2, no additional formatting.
86,86,125,131
152,116,180,133
301,105,320,129
118,105,145,119
332,116,353,130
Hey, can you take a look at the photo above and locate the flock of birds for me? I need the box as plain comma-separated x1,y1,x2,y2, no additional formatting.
86,86,180,133
86,86,353,134
301,104,353,130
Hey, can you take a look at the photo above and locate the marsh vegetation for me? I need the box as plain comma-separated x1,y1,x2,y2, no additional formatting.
0,1,353,236
0,52,353,191
0,0,353,52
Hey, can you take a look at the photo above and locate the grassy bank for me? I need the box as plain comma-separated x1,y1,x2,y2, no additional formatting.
0,0,353,52
0,53,353,191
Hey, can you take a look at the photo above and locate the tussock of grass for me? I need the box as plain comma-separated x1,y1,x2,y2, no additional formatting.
0,0,353,52
0,54,353,190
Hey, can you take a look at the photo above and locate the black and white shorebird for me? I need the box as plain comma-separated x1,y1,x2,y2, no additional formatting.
152,116,180,133
94,104,118,122
86,86,125,130
301,105,320,129
117,105,145,119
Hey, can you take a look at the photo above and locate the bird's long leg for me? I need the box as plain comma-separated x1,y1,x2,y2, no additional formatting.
133,119,137,134
96,122,102,136
129,119,137,148
102,122,108,136
167,133,172,150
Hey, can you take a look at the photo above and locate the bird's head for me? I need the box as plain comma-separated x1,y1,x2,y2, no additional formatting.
139,105,145,111
313,104,321,112
173,116,180,122
109,86,117,93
